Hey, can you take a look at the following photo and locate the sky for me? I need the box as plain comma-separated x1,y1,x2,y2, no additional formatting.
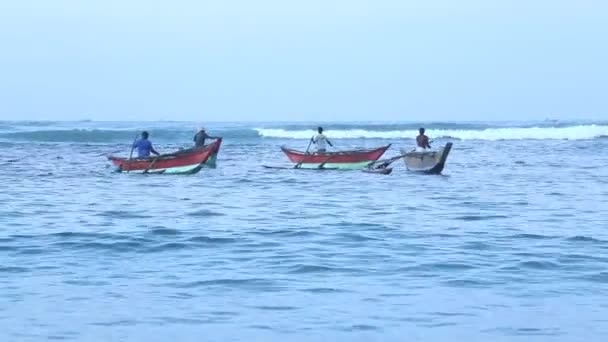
0,0,606,122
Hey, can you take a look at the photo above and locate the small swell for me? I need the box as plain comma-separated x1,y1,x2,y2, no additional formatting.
173,278,275,289
583,272,608,283
443,279,492,287
518,260,560,270
508,233,555,240
288,264,358,274
188,236,237,244
54,241,144,252
96,210,149,219
455,215,508,221
300,287,349,294
253,229,317,237
144,242,192,253
253,305,298,311
0,266,29,273
566,236,604,243
336,233,381,242
419,262,477,271
345,324,380,331
186,209,225,217
147,228,182,236
49,231,112,239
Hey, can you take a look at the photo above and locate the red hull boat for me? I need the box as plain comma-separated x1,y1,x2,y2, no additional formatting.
280,144,390,169
108,139,222,174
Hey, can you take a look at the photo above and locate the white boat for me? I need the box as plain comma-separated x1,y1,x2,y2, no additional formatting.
400,143,453,174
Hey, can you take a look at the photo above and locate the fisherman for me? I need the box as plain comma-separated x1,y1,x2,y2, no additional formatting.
193,127,220,147
133,131,160,158
416,127,431,152
312,126,333,153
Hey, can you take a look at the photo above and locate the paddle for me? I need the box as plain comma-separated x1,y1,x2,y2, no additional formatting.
294,136,314,169
143,156,159,174
318,154,336,169
368,153,409,169
123,133,138,173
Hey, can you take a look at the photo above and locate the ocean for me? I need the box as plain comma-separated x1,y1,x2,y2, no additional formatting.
1,120,608,341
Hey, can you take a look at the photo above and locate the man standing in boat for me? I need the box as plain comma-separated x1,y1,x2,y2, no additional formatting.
416,127,431,152
312,126,333,153
193,127,221,147
133,131,160,158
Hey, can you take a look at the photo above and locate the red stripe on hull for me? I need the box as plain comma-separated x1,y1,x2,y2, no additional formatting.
281,144,390,164
108,139,221,172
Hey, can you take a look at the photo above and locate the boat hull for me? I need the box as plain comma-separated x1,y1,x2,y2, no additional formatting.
400,142,452,174
108,139,222,175
281,145,390,170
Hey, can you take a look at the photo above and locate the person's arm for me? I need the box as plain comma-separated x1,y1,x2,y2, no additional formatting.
205,133,220,140
132,140,139,148
327,139,334,147
151,146,160,156
193,133,197,142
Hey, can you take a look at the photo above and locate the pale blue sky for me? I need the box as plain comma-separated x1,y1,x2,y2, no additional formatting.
0,0,606,121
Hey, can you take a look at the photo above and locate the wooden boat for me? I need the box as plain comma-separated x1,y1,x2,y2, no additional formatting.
108,139,222,174
280,144,390,170
400,142,452,174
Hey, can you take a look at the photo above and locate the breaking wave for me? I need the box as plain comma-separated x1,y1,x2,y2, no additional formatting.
0,121,607,142
255,124,608,141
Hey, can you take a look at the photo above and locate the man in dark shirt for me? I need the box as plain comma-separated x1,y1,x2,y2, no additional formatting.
132,131,160,158
193,127,220,147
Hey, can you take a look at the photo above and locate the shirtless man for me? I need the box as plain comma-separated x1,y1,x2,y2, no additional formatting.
416,128,431,152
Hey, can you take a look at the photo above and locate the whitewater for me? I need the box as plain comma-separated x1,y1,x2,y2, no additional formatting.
0,121,607,143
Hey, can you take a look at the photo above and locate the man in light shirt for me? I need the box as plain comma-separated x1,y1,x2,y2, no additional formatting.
312,126,333,153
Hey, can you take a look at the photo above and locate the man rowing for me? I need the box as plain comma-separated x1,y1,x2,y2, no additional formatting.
312,126,333,153
193,127,221,147
416,127,431,152
133,131,160,158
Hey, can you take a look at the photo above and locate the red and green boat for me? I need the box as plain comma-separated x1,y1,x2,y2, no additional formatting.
108,139,222,174
280,144,391,170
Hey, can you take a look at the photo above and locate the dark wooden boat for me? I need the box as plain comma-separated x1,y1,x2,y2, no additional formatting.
400,142,452,174
280,145,390,170
108,139,222,174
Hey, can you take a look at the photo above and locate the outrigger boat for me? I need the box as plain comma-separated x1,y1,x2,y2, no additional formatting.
400,142,452,174
108,139,222,174
279,144,391,170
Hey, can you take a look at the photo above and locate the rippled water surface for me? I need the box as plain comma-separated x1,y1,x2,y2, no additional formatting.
1,121,608,341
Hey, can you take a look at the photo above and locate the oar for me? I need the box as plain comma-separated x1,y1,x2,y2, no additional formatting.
143,156,160,174
294,136,314,169
123,134,138,173
368,153,409,169
318,153,338,169
309,138,338,169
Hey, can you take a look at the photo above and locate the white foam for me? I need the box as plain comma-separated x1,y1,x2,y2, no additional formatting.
255,125,608,141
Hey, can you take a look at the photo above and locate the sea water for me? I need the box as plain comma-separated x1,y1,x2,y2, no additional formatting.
1,121,608,341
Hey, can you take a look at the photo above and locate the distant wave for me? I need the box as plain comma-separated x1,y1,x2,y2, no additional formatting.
0,123,607,142
0,128,260,143
256,124,608,141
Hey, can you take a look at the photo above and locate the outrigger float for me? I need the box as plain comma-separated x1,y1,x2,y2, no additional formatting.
108,139,222,175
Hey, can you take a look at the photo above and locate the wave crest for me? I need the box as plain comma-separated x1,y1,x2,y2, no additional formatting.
256,125,608,141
